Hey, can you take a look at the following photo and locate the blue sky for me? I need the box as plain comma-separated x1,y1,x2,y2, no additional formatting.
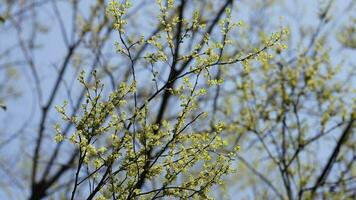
0,0,355,199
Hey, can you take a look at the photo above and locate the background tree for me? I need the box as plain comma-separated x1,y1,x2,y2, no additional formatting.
0,0,355,199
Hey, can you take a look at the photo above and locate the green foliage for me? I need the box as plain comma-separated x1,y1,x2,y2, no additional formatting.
1,0,354,199
337,17,356,49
